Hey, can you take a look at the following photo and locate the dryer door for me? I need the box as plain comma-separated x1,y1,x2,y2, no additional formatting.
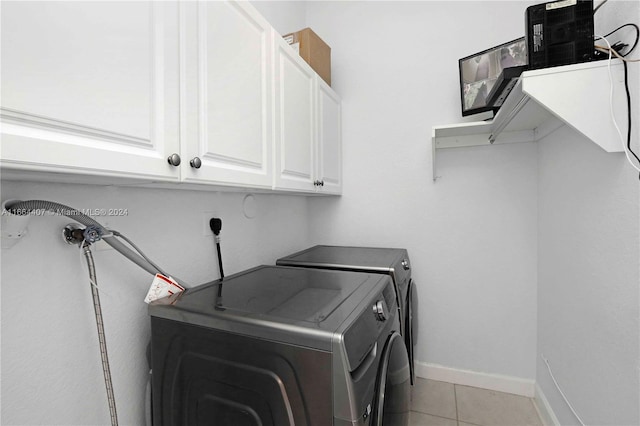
371,332,410,426
405,279,416,385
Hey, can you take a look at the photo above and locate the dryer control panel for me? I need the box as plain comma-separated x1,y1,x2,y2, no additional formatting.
373,300,388,321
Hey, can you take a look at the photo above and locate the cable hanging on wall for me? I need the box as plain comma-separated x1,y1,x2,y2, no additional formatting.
593,0,640,180
594,31,640,180
541,354,586,426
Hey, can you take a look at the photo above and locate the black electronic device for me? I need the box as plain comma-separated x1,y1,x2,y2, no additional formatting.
486,65,528,110
459,38,528,117
526,0,595,70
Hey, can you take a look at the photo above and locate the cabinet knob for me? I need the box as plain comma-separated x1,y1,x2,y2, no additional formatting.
167,153,181,167
320,180,325,187
190,157,202,169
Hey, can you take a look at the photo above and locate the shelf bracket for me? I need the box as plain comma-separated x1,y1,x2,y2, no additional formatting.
488,96,530,144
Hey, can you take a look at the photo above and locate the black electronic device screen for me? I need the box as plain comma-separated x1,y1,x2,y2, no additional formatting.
459,37,528,117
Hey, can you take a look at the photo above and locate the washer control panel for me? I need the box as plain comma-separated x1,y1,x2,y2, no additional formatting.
343,277,396,372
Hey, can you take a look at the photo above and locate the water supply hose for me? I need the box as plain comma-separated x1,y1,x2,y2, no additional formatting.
83,243,118,426
5,199,188,426
5,200,170,278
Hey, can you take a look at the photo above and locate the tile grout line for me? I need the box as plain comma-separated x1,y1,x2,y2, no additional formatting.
456,396,460,425
420,378,542,426
453,385,485,426
411,408,457,420
410,410,459,424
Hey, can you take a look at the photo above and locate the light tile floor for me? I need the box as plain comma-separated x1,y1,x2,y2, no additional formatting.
410,378,543,426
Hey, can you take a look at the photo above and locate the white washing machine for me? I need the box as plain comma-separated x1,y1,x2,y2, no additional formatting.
149,265,410,425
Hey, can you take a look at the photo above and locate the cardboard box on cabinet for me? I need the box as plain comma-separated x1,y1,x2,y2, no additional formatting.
283,28,331,86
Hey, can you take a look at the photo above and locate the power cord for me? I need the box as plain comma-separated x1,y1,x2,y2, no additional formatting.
592,12,640,180
594,0,609,14
595,35,640,180
602,23,639,58
541,354,586,426
209,218,224,280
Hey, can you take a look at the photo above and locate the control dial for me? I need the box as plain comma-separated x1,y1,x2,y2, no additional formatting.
401,259,410,270
373,300,387,321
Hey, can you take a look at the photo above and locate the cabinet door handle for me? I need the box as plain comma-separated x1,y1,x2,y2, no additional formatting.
167,153,181,167
190,157,202,169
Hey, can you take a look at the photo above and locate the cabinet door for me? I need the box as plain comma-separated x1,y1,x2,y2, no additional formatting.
273,35,316,193
0,1,180,181
316,78,342,195
180,1,273,188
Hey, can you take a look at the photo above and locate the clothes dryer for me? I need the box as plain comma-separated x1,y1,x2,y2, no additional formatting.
277,245,417,384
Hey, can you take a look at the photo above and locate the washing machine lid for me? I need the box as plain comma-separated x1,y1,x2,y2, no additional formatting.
149,265,389,350
277,245,408,273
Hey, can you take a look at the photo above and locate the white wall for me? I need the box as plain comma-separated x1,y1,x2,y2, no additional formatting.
305,1,539,380
536,3,640,425
250,0,307,35
0,181,311,425
537,125,640,426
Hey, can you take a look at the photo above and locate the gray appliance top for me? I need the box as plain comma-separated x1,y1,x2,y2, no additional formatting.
149,265,391,351
276,245,409,274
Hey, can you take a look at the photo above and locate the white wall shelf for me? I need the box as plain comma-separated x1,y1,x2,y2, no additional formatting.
432,60,627,181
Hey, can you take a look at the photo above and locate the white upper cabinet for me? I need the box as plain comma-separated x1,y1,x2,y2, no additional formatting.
0,0,342,194
317,77,342,194
0,1,180,181
179,1,273,188
273,34,317,193
273,34,342,194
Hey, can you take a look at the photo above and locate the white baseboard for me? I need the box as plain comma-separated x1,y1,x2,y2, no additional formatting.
533,384,561,426
414,361,536,398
